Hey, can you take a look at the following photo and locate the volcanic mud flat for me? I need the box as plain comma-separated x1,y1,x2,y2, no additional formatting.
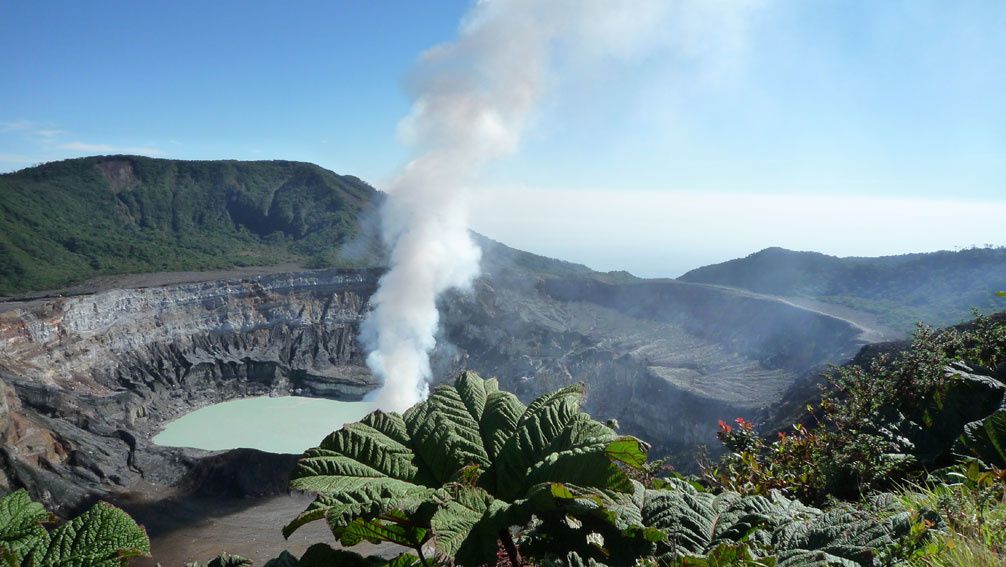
122,490,403,564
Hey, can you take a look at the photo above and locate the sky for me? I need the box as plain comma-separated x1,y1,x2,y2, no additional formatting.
1,1,1004,277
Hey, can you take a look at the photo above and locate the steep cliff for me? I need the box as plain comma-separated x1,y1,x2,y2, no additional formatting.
0,269,379,512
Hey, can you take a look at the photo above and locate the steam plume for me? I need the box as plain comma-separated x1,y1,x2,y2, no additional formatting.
363,0,760,411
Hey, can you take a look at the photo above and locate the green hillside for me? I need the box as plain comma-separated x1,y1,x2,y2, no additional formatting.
680,246,1006,331
0,156,379,295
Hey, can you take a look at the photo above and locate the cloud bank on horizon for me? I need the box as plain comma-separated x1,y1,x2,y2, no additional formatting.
470,186,1006,279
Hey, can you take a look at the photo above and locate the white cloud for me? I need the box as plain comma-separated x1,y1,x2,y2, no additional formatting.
59,141,164,156
35,128,67,138
1,120,67,139
0,120,35,132
470,185,1006,278
2,121,163,157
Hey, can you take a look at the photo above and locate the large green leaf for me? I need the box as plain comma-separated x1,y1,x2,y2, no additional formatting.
0,489,51,563
642,486,778,555
286,371,648,545
337,511,428,548
531,479,779,557
261,545,419,567
955,409,1006,467
491,384,585,499
537,551,611,567
864,369,1006,468
30,501,150,566
0,491,149,566
429,486,516,567
480,390,524,461
284,483,436,541
404,373,494,483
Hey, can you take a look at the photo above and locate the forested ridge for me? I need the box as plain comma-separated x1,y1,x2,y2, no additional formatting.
0,156,378,295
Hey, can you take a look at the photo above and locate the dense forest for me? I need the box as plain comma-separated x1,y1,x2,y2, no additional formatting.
0,156,378,295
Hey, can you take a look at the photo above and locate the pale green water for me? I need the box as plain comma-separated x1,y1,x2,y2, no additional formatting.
153,396,376,454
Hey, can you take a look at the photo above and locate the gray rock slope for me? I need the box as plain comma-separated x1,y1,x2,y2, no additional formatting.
0,243,870,513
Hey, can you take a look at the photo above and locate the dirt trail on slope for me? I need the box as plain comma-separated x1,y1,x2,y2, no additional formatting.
775,295,902,343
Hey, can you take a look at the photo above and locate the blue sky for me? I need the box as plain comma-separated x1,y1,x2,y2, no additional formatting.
2,1,1004,276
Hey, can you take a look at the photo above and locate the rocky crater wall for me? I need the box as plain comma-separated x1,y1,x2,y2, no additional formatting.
0,263,871,510
0,269,381,512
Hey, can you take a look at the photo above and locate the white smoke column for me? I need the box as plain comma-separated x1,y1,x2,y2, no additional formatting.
363,0,762,411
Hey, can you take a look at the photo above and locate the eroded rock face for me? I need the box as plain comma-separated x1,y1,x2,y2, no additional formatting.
0,261,872,511
432,274,867,462
0,269,380,512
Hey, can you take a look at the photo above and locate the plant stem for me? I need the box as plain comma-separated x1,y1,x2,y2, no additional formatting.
499,529,523,567
414,544,431,567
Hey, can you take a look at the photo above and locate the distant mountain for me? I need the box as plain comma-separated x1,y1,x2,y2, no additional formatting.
0,156,379,295
680,246,1006,332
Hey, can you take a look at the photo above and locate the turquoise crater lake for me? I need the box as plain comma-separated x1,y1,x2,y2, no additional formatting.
153,396,377,454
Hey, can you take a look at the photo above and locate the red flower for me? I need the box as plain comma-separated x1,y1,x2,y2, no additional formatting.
718,420,733,433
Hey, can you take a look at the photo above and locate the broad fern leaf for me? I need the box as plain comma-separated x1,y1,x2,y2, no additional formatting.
775,549,857,567
673,542,778,566
534,477,900,565
772,494,913,566
639,480,789,555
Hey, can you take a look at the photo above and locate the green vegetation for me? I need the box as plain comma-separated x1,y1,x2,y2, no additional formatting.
282,371,648,567
6,313,1006,565
0,489,149,565
706,312,1006,503
704,312,1006,565
898,464,1006,566
228,314,1003,566
680,247,1006,332
192,364,998,566
0,156,379,295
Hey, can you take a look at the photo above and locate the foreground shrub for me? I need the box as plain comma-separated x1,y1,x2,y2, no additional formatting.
527,477,933,566
707,313,1006,502
283,371,648,567
898,461,1006,566
265,371,933,566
